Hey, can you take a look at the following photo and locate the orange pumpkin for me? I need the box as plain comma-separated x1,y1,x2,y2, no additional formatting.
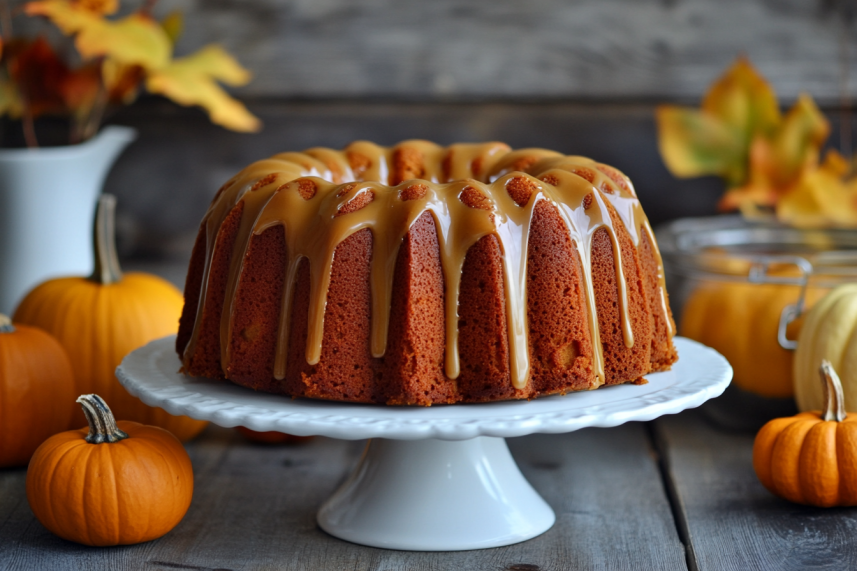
27,394,194,546
753,360,857,506
14,195,207,440
236,426,313,444
0,315,76,467
681,280,826,397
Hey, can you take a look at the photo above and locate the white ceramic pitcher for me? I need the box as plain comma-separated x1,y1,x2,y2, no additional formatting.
0,126,136,314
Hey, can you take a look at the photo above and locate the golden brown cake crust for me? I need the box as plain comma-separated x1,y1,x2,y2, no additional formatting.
590,205,653,385
226,225,287,389
526,200,597,395
182,201,244,380
382,211,455,405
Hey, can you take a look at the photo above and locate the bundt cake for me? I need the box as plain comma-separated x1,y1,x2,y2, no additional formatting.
177,140,677,405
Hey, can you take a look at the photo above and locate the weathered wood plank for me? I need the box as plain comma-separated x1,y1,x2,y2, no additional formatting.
0,423,686,570
12,0,852,101
654,409,857,571
159,0,853,103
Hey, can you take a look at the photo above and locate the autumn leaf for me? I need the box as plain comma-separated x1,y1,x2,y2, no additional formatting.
656,106,746,185
777,150,857,227
60,61,101,115
25,1,171,69
0,78,24,119
701,57,780,146
765,94,830,188
102,58,144,105
19,0,262,135
656,56,857,226
7,36,68,117
74,0,117,15
160,11,183,45
146,45,261,132
717,95,830,213
657,58,781,187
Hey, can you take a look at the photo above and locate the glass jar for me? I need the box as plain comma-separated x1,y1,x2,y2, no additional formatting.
656,215,857,429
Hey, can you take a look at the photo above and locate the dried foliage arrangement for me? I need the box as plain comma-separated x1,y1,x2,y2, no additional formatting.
657,58,857,227
0,0,261,146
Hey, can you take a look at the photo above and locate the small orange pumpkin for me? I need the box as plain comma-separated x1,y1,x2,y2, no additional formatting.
27,394,194,546
753,360,857,506
0,314,76,467
236,426,313,444
14,195,207,440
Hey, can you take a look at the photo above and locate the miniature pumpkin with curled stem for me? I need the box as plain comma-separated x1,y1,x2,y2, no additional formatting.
26,394,194,546
753,360,857,506
0,314,76,467
14,195,207,440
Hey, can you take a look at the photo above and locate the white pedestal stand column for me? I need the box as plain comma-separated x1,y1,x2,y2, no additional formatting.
318,436,555,551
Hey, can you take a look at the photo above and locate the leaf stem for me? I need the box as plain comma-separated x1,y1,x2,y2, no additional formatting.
81,83,108,142
21,104,38,148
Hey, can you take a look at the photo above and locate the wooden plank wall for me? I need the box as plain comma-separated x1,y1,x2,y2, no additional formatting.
162,0,855,103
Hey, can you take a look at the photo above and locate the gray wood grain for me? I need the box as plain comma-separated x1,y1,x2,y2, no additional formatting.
157,0,853,103
654,409,857,571
0,423,686,571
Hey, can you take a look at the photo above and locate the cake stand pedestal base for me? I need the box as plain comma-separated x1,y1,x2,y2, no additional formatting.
318,436,555,551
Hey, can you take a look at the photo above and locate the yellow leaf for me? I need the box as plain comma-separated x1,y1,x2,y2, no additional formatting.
657,58,783,188
719,164,780,212
766,94,830,188
102,58,144,105
75,0,117,15
655,105,746,185
161,11,184,45
169,44,252,86
819,148,852,179
0,77,24,119
702,57,781,144
25,1,171,69
146,45,260,132
777,151,857,227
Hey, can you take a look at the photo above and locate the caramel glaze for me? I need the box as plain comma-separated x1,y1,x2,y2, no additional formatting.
178,140,676,401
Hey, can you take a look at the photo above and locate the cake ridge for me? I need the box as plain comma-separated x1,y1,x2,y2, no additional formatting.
179,141,674,400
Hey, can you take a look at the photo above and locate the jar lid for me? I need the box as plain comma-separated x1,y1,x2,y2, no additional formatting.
657,215,857,350
656,215,857,287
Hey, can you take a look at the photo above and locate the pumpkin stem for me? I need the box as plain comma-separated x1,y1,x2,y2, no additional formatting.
820,360,847,422
88,194,123,285
77,394,129,444
0,314,13,333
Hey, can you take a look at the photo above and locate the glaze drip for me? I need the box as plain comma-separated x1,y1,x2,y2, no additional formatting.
181,140,667,391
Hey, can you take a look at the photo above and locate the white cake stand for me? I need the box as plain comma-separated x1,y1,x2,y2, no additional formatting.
117,336,730,552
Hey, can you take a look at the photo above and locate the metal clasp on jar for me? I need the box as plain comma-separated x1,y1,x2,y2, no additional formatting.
746,255,813,351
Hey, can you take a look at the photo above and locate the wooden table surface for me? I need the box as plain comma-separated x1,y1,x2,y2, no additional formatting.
3,405,856,571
